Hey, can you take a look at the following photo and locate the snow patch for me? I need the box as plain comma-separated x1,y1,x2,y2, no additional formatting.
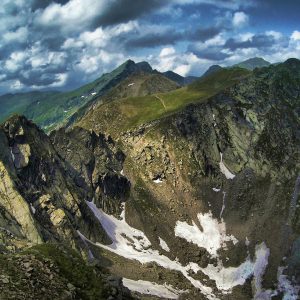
153,178,163,184
245,237,250,247
86,201,214,299
91,92,97,96
219,152,235,179
10,148,15,162
278,267,300,300
86,202,282,299
77,230,95,261
253,243,272,299
122,278,180,299
212,188,221,192
30,203,36,214
128,83,135,87
159,237,170,252
174,211,238,257
220,192,226,218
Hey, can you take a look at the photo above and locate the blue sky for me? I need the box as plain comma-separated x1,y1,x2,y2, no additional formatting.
0,0,299,94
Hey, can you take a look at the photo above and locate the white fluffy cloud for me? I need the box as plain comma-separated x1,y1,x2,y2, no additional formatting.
152,46,212,76
291,31,300,41
35,0,107,32
159,47,176,57
2,27,28,44
232,11,249,28
4,51,28,72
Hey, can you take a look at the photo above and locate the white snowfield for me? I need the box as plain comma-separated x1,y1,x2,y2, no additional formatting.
219,152,236,179
212,188,221,192
174,211,238,257
159,237,170,252
128,83,135,87
84,201,299,299
91,92,97,96
122,278,181,299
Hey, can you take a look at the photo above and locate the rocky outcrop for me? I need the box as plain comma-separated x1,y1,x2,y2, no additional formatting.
0,116,131,254
0,243,133,300
51,126,130,216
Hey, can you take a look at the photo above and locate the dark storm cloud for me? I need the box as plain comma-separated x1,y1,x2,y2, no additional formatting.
224,34,276,50
125,30,182,49
93,0,167,27
125,26,223,49
189,45,230,61
188,27,222,42
31,0,70,10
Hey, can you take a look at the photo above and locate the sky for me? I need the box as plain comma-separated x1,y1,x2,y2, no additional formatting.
0,0,299,94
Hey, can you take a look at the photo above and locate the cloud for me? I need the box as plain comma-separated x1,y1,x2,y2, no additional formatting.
189,45,231,61
174,64,191,76
224,34,276,50
291,30,300,41
2,27,28,44
150,46,211,76
35,0,166,32
188,26,222,42
0,0,299,94
159,47,176,57
232,11,249,27
125,30,182,49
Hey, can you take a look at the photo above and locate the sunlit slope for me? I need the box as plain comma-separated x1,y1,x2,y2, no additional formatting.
77,67,250,134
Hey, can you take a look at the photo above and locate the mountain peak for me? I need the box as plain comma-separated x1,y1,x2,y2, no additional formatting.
234,57,271,70
118,59,153,74
283,57,300,66
135,61,153,73
201,65,223,78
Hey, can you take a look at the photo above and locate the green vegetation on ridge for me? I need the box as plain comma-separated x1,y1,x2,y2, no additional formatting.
77,67,250,134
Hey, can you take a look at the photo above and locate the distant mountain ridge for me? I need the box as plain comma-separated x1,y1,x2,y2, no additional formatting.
0,57,272,132
200,64,223,78
162,70,198,86
0,60,194,131
232,57,271,70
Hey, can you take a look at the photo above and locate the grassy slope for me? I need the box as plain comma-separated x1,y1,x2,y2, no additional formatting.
24,63,132,131
0,60,140,132
0,91,59,124
77,67,250,134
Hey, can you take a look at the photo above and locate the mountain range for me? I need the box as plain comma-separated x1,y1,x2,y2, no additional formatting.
0,57,299,300
0,57,270,132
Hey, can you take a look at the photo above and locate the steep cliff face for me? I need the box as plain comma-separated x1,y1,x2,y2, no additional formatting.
50,126,130,216
0,116,130,253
